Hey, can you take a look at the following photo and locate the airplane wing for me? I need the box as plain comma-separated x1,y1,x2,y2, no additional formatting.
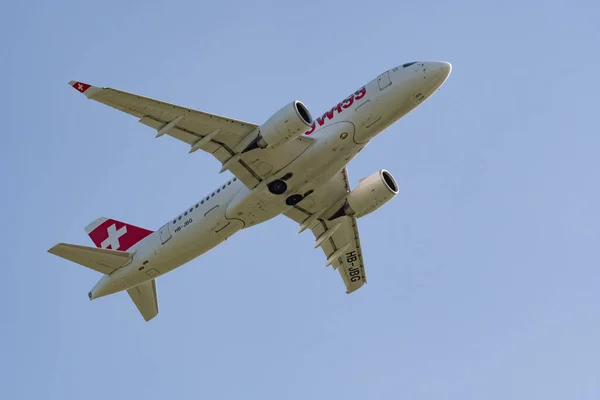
283,168,366,294
68,81,314,189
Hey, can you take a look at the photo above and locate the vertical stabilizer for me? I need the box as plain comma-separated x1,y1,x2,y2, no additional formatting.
85,217,153,251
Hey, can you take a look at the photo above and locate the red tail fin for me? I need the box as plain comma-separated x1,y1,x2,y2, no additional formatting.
85,217,153,251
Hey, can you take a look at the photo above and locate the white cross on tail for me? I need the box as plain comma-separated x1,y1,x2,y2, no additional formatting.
101,224,127,250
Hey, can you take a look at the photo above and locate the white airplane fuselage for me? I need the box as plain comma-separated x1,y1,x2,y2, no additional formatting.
90,61,451,299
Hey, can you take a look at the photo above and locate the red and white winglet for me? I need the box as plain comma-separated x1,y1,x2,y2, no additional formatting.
68,81,102,98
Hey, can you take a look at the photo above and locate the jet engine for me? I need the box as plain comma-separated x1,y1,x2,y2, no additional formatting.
256,101,313,148
344,170,399,218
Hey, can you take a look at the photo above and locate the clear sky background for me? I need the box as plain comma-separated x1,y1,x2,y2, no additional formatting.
1,0,599,398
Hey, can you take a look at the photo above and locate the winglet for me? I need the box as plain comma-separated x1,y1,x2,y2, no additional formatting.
69,80,91,93
68,81,102,98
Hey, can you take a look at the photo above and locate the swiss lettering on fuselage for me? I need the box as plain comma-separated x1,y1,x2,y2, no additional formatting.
304,86,367,135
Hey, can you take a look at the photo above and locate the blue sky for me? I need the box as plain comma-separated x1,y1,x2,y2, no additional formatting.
1,0,599,398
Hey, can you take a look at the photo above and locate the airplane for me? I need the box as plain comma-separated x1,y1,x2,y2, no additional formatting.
49,61,452,321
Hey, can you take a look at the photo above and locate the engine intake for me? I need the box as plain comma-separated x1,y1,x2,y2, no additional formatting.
257,101,313,148
345,170,399,218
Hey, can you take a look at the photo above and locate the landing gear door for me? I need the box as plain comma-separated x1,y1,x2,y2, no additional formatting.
377,71,391,90
159,223,172,244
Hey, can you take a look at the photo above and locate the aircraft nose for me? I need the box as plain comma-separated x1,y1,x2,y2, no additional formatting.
427,61,452,80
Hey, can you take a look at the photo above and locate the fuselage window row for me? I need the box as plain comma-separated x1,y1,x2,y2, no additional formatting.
172,179,235,225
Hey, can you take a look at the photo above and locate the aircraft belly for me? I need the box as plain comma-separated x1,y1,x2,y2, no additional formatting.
112,204,244,284
226,186,283,228
156,213,243,274
227,122,360,228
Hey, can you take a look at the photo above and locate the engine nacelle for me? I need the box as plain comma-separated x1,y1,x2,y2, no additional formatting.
345,170,399,218
257,101,313,148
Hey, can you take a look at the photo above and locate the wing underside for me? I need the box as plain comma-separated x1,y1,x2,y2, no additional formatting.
48,243,133,275
284,168,367,294
68,81,314,189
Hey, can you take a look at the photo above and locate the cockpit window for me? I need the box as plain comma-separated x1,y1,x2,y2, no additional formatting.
402,62,417,68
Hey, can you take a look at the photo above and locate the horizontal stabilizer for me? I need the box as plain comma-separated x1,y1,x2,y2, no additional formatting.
48,243,133,275
127,280,159,322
